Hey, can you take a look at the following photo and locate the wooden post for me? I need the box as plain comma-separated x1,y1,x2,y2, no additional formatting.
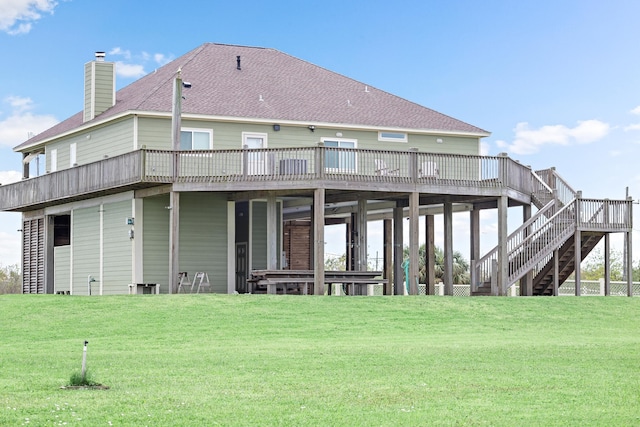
469,208,480,290
626,195,633,297
425,214,435,295
169,191,180,294
443,200,454,296
409,192,419,295
313,188,325,295
574,195,581,296
383,219,393,295
553,248,559,296
357,199,368,272
604,233,611,296
267,195,278,270
497,195,508,296
22,153,30,179
520,204,532,296
393,203,404,295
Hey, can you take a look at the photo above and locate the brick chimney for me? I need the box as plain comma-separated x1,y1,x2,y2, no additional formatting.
83,51,115,122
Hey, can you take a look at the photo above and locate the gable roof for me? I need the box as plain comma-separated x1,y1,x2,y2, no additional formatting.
15,43,489,151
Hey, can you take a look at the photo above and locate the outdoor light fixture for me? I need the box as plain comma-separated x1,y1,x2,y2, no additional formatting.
273,124,280,131
436,138,444,144
308,125,315,132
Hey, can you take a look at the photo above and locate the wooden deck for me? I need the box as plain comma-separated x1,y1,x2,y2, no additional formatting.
0,147,536,211
248,270,387,295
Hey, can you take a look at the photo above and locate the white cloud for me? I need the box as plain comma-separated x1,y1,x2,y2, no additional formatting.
630,106,640,115
0,96,58,147
106,48,173,79
624,123,640,132
496,119,610,155
154,53,173,66
0,170,22,185
109,47,132,60
0,224,22,267
0,0,58,35
115,62,146,78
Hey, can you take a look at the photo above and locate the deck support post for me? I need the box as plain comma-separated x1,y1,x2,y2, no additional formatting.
383,219,393,295
393,203,404,295
313,188,325,295
604,233,611,296
356,199,368,272
267,195,278,270
169,191,180,294
553,248,559,296
574,229,582,296
425,214,435,295
470,208,480,293
443,199,454,296
497,195,508,296
520,204,532,296
626,229,633,297
409,191,420,295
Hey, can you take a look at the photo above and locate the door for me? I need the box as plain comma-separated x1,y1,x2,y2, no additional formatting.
243,132,267,175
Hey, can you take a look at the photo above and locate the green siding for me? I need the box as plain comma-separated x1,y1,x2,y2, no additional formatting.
142,194,170,292
178,193,228,293
93,62,115,116
137,117,172,149
135,117,481,155
251,201,267,270
72,207,100,295
54,246,71,293
45,117,134,170
83,63,92,122
102,200,133,294
250,200,282,271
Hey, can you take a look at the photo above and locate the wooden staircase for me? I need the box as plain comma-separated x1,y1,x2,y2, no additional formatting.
532,231,604,295
471,168,630,296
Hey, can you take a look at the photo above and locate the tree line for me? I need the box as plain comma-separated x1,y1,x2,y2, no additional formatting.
0,264,21,294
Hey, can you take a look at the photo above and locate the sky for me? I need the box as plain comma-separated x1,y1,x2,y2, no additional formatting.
1,0,640,268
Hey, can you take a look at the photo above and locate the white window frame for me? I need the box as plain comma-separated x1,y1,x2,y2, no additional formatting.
242,132,269,175
321,137,357,173
70,143,77,167
378,131,407,143
180,128,213,150
50,149,57,172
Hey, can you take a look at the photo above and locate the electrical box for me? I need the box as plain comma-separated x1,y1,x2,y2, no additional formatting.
126,217,134,225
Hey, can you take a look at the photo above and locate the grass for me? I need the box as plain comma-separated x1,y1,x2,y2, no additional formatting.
0,294,639,426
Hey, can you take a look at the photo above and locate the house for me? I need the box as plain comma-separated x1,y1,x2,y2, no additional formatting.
0,43,633,296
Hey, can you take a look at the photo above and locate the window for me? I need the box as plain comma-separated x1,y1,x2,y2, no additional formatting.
180,128,212,150
53,215,70,246
70,143,77,167
378,131,407,142
322,138,356,172
242,132,268,175
50,149,57,172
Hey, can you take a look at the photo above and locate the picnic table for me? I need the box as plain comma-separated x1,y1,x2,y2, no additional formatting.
248,270,387,295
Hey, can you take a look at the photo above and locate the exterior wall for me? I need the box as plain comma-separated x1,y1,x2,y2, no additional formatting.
142,194,170,291
178,192,229,293
72,206,100,295
54,246,71,293
45,117,134,172
135,117,481,155
250,200,282,270
141,192,232,294
84,61,115,122
69,198,133,295
102,200,133,294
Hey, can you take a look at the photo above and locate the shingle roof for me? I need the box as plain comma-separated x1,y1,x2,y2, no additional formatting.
15,43,489,151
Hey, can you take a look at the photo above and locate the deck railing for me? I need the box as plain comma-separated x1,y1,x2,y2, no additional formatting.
0,147,624,214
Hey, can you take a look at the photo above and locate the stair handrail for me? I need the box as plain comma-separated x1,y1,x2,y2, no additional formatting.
530,171,555,209
472,198,559,291
505,198,577,285
535,168,577,206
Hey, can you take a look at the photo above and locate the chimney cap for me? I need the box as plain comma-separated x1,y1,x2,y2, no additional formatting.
95,51,106,61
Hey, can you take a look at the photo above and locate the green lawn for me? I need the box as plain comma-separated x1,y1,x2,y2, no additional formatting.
1,294,639,426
